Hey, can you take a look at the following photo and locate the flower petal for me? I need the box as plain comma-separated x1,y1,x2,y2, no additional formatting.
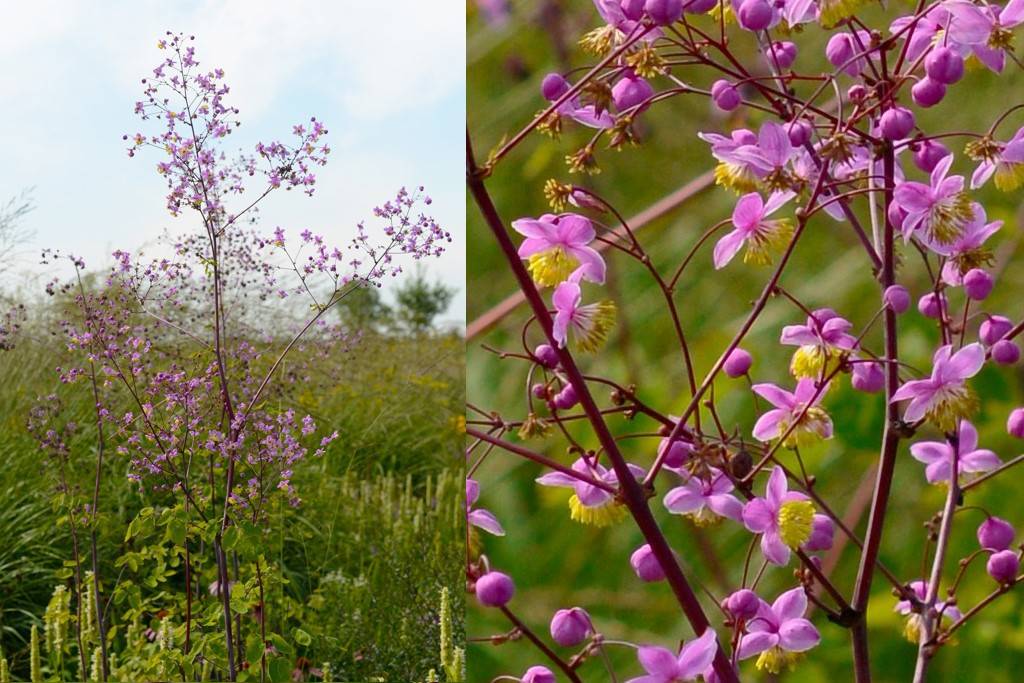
778,618,821,652
772,587,808,622
677,629,718,678
742,498,776,533
637,646,681,677
737,632,778,660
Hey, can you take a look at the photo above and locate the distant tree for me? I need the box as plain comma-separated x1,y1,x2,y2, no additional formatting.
335,282,392,331
394,266,455,333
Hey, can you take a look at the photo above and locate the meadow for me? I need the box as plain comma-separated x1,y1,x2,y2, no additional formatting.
468,1,1024,681
0,319,464,682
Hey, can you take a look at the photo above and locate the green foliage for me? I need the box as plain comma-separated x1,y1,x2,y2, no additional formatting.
394,266,457,333
0,325,464,682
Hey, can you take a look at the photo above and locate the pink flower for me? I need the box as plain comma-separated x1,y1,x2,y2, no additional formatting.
895,579,963,642
737,587,820,674
537,457,644,527
626,629,718,683
891,343,984,430
779,308,858,378
742,467,815,565
910,419,1000,484
751,378,833,446
512,213,607,287
467,478,505,536
663,467,744,526
932,203,1002,285
713,191,795,268
732,122,798,185
968,126,1024,191
551,276,616,352
699,128,761,193
893,155,973,246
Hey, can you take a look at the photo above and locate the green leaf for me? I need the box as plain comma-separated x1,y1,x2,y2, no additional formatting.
222,526,241,550
293,628,311,647
268,657,292,683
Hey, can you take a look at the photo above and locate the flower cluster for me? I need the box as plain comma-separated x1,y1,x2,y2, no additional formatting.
468,0,1024,680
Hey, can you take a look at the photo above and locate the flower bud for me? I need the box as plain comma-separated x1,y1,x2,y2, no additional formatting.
912,139,951,173
887,200,906,230
925,46,964,85
521,666,557,683
917,292,945,319
992,339,1020,365
550,607,593,647
825,34,854,72
684,0,718,12
980,315,1013,345
911,77,946,108
1008,408,1024,438
786,119,811,147
552,384,579,410
847,84,867,102
612,74,654,112
987,550,1020,584
883,284,911,314
621,0,647,20
851,361,885,393
658,437,692,468
725,589,761,620
723,348,753,377
804,514,835,551
531,383,549,399
711,79,741,112
879,107,915,141
535,344,559,368
630,544,666,582
978,516,1015,551
476,571,515,607
541,73,570,102
963,268,994,300
645,0,684,24
737,0,773,30
766,41,798,69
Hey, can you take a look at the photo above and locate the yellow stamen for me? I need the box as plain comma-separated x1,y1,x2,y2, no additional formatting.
776,406,832,448
688,507,724,528
714,163,760,194
790,345,845,380
928,192,973,245
778,500,815,548
743,219,794,266
994,162,1024,192
571,301,617,354
818,0,869,27
526,248,579,287
568,495,627,527
924,386,978,433
756,647,804,674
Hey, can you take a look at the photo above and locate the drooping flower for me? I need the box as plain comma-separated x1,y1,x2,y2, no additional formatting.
966,126,1024,191
512,213,607,287
626,629,718,683
779,308,858,379
751,378,833,447
964,0,1024,73
929,203,1002,285
737,587,821,674
891,343,984,431
895,580,962,643
663,467,744,527
742,467,817,565
699,128,762,193
467,478,505,536
537,458,644,526
734,121,799,191
909,419,1000,484
893,154,973,246
551,276,617,352
713,191,795,268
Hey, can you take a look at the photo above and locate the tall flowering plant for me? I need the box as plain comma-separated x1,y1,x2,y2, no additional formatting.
33,32,450,682
468,1,1024,681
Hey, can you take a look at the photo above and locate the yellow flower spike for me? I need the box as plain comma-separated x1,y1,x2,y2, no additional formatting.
527,248,580,287
778,500,816,548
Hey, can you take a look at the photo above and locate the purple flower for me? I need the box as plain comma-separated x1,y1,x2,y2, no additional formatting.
699,128,761,193
537,458,644,527
751,378,833,447
521,666,556,683
891,343,984,430
551,276,616,352
737,587,820,674
968,126,1024,191
467,478,505,536
932,203,1002,285
663,467,744,526
512,213,607,287
779,308,857,378
742,467,815,565
895,580,962,642
893,155,973,246
733,121,798,189
626,628,718,683
713,191,795,269
910,420,1000,484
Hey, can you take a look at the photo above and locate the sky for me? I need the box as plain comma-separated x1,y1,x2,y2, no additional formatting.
0,0,466,326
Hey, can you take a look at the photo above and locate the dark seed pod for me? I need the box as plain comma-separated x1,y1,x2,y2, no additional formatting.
729,449,753,479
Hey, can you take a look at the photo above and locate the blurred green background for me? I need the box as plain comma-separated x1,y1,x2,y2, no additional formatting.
468,1,1024,680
